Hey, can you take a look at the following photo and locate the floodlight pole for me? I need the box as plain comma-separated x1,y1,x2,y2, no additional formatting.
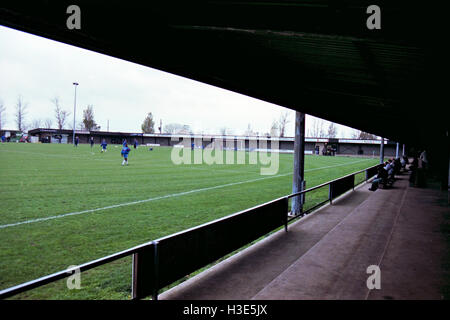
72,82,79,145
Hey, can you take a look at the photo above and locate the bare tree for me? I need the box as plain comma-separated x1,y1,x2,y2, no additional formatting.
244,123,256,136
327,122,338,138
53,97,71,130
15,95,28,131
180,125,193,134
164,123,177,134
352,129,377,140
77,122,86,130
351,130,358,139
44,118,53,129
278,112,290,137
270,120,279,137
68,121,84,130
219,127,233,136
361,132,377,139
31,119,42,129
164,123,192,134
308,117,326,138
0,99,5,130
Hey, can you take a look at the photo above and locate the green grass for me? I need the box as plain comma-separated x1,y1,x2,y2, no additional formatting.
0,142,378,299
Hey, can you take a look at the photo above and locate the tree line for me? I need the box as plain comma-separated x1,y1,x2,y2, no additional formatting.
306,116,377,139
140,112,292,136
0,95,100,132
141,111,344,138
0,96,377,139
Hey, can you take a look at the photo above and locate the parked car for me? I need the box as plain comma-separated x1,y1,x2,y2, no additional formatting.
19,135,30,143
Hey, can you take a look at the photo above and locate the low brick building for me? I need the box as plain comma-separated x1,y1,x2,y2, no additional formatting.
27,128,399,157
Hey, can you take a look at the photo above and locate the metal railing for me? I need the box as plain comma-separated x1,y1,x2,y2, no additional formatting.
0,163,380,300
0,240,150,300
287,163,380,221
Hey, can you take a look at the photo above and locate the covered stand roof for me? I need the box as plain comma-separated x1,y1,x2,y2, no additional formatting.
0,1,446,148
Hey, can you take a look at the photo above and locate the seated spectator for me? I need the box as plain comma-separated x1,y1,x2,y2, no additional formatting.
419,150,428,171
409,155,419,185
416,156,427,187
409,156,418,171
400,156,407,170
384,160,395,182
369,166,388,191
393,158,401,175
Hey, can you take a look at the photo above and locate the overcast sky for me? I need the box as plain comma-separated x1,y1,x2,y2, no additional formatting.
0,25,357,137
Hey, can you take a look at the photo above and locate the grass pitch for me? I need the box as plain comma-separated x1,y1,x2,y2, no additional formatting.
0,142,378,299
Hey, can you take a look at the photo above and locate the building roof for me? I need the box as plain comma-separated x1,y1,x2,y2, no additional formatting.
27,128,392,144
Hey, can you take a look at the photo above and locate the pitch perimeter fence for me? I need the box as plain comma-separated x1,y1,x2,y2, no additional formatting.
0,164,380,300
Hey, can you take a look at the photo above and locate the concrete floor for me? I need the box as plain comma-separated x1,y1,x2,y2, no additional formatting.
160,174,448,300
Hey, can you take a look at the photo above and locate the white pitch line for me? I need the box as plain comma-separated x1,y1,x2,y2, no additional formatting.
0,158,373,229
0,149,117,162
302,159,372,172
0,173,292,229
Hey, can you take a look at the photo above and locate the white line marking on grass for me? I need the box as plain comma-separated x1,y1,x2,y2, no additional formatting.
303,159,373,172
0,173,291,229
183,166,259,175
0,158,373,229
0,149,117,162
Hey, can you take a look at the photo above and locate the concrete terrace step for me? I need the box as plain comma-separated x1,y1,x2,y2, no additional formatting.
159,181,378,300
160,175,446,300
253,177,409,299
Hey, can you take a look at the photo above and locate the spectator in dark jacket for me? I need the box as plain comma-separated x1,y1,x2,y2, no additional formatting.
369,166,388,191
393,158,401,175
409,155,419,185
